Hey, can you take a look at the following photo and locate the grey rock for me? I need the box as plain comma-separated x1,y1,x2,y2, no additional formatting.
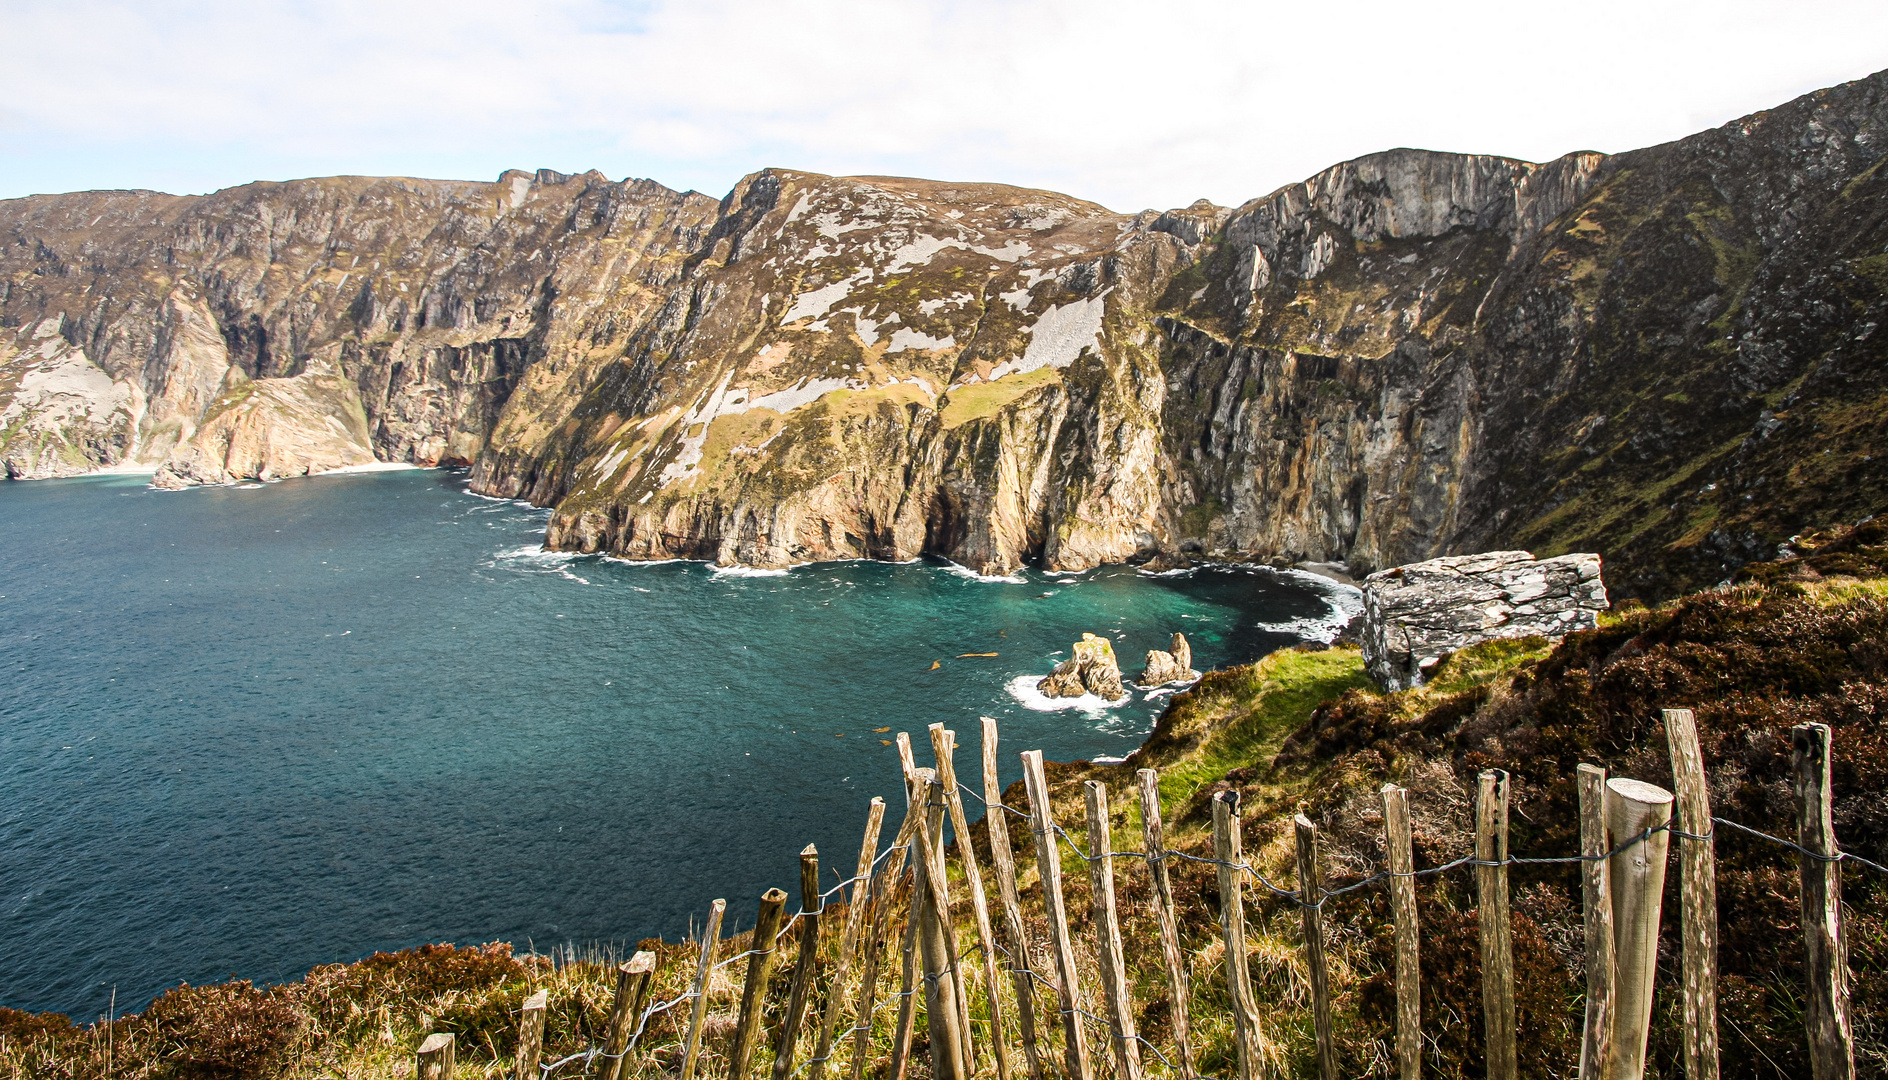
1039,633,1126,701
1140,632,1200,686
1360,550,1607,690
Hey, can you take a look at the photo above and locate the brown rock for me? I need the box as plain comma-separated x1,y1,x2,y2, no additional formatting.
1140,632,1201,686
1037,633,1126,701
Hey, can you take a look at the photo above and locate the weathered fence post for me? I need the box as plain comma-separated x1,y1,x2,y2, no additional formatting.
1212,789,1262,1080
600,951,658,1080
1295,814,1337,1080
1085,780,1144,1080
416,1032,455,1080
772,846,822,1080
1380,783,1420,1080
681,898,728,1080
891,737,923,1080
1665,708,1720,1080
731,888,791,1080
1606,777,1673,1080
931,724,1009,1080
853,789,921,1080
1576,765,1614,1080
1138,767,1195,1076
914,769,970,1080
1476,769,1516,1080
1794,722,1855,1080
810,799,889,1080
515,990,548,1080
984,718,1048,1080
1021,748,1092,1080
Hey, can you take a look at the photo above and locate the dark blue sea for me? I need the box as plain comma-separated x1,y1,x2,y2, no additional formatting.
0,467,1357,1019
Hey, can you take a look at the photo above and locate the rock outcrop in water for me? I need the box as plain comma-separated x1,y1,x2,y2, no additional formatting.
1140,633,1200,686
5,72,1888,599
1359,550,1608,690
1039,633,1126,700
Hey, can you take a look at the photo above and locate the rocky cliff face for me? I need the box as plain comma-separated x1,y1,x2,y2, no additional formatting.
5,73,1886,599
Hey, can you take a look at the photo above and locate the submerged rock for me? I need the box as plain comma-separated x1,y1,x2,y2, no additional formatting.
1140,632,1201,686
1360,550,1608,690
1038,633,1126,700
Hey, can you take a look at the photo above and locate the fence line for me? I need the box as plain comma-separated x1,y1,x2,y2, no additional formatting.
415,712,1877,1080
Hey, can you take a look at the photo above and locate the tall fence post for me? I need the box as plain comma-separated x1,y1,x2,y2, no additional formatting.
1476,770,1516,1080
1085,780,1144,1080
931,724,1010,1080
892,735,923,1080
1664,708,1720,1080
810,799,889,1080
515,990,548,1080
1294,814,1337,1080
853,792,921,1080
1021,749,1092,1080
1212,789,1262,1080
916,770,975,1078
1606,777,1673,1080
984,717,1048,1080
1794,722,1855,1080
601,951,658,1080
773,847,821,1080
417,1032,455,1080
731,888,791,1080
681,898,728,1080
1380,783,1420,1080
1576,765,1614,1080
1138,767,1195,1076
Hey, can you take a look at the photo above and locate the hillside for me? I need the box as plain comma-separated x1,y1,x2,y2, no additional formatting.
6,75,1888,599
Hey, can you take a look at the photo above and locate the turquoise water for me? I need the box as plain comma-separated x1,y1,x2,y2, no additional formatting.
0,468,1356,1019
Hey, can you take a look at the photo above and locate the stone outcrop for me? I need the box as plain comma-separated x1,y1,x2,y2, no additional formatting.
151,369,376,488
1038,633,1126,701
5,72,1888,599
1360,551,1608,690
1140,633,1200,686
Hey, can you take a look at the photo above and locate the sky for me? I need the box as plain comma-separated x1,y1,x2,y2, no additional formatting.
3,0,1886,213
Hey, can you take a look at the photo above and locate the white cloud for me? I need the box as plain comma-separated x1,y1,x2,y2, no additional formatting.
3,0,1886,211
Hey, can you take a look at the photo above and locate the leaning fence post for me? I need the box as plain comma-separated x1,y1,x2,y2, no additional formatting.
914,769,970,1080
1380,783,1420,1080
1794,722,1855,1080
1138,768,1195,1076
600,951,658,1080
1021,749,1092,1080
1476,770,1516,1080
417,1032,455,1080
731,888,791,1080
1665,708,1720,1080
890,864,922,1080
984,718,1048,1080
1295,814,1337,1080
1212,789,1262,1080
810,799,889,1080
681,898,728,1080
853,831,914,1080
932,724,1012,1080
772,846,822,1080
1576,766,1614,1080
515,990,548,1080
1606,777,1673,1080
1085,780,1144,1080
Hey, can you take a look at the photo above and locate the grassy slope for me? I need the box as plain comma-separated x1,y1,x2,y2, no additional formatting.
6,525,1887,1079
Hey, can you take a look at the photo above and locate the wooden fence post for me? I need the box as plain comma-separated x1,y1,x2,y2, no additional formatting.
1380,783,1420,1080
1295,814,1337,1080
932,724,1013,1080
515,990,548,1080
1794,722,1855,1080
891,736,923,1080
1021,749,1092,1080
810,799,889,1080
984,718,1048,1080
731,889,791,1080
1664,708,1720,1080
1085,780,1144,1080
913,769,970,1080
1138,767,1195,1076
772,846,822,1080
853,841,914,1080
681,898,728,1080
1606,777,1673,1080
1576,766,1614,1080
600,951,658,1080
1212,789,1262,1080
416,1032,455,1080
1476,770,1516,1080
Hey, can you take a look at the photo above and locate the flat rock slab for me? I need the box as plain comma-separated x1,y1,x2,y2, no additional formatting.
1361,550,1607,690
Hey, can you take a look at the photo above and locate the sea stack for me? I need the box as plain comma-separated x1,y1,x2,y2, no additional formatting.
1140,632,1201,686
1038,633,1126,700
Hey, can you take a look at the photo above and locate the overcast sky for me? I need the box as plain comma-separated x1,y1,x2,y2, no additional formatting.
4,0,1886,212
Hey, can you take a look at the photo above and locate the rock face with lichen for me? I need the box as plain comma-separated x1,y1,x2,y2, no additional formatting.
5,72,1888,599
1140,633,1200,686
1039,633,1126,700
1360,551,1608,690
